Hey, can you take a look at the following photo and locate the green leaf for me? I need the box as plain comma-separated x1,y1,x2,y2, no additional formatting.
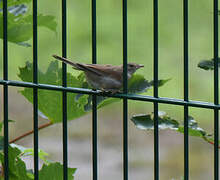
127,74,153,93
0,146,32,180
0,0,57,47
0,4,28,16
0,120,15,150
177,127,206,138
84,75,170,111
0,13,31,44
0,119,16,134
131,111,179,130
197,58,220,70
10,144,49,164
0,136,3,151
23,14,57,33
0,144,76,180
131,111,218,146
0,0,31,8
22,149,49,163
158,78,172,87
128,74,170,93
177,116,206,137
39,162,76,180
0,122,2,133
0,13,57,46
18,61,89,123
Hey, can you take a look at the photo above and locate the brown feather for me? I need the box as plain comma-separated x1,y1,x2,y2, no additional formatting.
83,64,123,81
52,55,102,76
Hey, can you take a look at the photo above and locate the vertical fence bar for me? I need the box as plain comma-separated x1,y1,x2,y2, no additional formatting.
91,0,98,179
3,0,9,179
122,0,128,179
62,0,68,179
33,0,39,179
213,0,219,179
153,0,159,179
183,0,189,179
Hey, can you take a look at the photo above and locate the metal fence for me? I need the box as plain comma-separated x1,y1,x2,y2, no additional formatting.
0,0,219,180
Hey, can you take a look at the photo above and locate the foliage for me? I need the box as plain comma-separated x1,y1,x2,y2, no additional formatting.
0,1,77,179
18,61,170,123
0,0,31,7
198,58,220,70
0,0,57,47
0,131,76,179
18,61,89,123
131,111,219,145
10,144,49,164
0,145,76,180
0,146,32,180
39,163,76,180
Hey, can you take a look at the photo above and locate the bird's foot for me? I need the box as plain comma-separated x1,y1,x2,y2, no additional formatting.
99,89,120,95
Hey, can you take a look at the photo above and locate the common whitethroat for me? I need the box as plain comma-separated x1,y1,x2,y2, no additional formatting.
52,55,144,93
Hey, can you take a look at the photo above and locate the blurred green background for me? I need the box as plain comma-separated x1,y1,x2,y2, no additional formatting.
0,0,219,179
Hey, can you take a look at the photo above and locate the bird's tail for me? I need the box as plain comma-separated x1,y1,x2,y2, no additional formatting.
52,55,84,70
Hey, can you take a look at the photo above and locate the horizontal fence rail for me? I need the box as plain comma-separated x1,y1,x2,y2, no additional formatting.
1,80,220,110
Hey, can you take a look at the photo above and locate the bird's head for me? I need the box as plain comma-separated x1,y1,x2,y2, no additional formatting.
127,63,144,74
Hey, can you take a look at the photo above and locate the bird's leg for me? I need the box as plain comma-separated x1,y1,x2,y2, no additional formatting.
97,88,114,95
108,89,120,95
99,88,120,95
97,88,110,96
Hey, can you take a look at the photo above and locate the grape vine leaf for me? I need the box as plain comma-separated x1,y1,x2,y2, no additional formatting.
18,61,89,123
0,0,31,8
0,145,76,180
39,162,76,180
10,143,49,164
0,0,57,46
131,111,220,146
83,75,171,111
198,58,220,70
0,146,32,180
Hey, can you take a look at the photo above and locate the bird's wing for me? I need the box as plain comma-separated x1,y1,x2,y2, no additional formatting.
75,63,103,76
85,64,123,81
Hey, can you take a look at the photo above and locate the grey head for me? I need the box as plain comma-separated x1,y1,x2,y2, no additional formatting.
127,63,144,74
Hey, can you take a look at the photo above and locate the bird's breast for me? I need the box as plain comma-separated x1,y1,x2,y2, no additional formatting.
85,73,122,90
101,76,122,89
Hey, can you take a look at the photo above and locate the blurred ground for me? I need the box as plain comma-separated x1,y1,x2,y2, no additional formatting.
1,88,218,180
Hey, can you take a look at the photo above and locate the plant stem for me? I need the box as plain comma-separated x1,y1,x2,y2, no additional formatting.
203,136,220,149
206,140,220,148
9,122,53,144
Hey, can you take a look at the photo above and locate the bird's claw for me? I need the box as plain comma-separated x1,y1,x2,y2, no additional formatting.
99,89,120,95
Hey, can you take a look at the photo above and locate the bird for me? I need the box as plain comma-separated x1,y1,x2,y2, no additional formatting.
52,55,144,93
